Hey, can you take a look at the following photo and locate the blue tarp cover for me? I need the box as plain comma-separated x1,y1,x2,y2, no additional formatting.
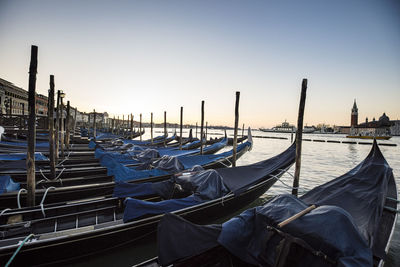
122,169,227,222
0,152,48,161
218,194,372,266
0,175,20,194
0,141,49,148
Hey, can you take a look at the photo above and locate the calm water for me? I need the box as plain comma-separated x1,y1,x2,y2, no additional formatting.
69,128,400,266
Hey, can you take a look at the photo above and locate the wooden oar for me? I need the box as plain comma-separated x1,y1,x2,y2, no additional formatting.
278,204,316,228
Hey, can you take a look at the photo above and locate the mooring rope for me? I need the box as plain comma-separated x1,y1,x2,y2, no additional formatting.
39,167,66,181
17,189,27,209
40,187,56,218
0,208,11,216
5,234,35,267
270,172,309,194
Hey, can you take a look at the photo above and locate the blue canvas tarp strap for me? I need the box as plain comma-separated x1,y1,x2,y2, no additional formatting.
113,181,156,198
0,152,48,161
123,195,202,222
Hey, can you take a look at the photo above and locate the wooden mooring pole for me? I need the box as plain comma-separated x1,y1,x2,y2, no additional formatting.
73,107,77,137
200,101,204,155
66,101,70,150
179,106,183,150
292,79,308,197
130,113,133,139
205,121,208,142
48,75,56,179
93,109,96,139
164,111,167,146
232,91,240,167
27,45,38,207
60,95,65,158
55,90,60,160
140,113,142,141
151,112,153,144
195,122,198,138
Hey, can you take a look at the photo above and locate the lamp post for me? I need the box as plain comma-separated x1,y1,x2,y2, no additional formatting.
59,91,65,158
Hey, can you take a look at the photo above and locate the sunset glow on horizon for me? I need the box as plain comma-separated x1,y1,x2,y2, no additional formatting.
1,0,399,128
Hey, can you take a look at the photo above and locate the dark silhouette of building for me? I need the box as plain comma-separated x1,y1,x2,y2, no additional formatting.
351,99,358,127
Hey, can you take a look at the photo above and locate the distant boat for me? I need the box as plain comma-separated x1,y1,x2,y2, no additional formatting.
259,121,296,133
260,121,315,134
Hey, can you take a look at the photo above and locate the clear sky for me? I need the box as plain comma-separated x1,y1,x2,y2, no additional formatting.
0,0,399,128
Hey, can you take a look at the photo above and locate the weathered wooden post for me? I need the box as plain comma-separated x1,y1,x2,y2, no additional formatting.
200,101,204,155
66,100,70,149
60,93,65,158
242,123,245,141
164,111,167,146
291,128,294,143
140,113,142,141
55,90,60,160
195,122,198,138
232,91,240,167
48,75,56,179
117,115,120,135
111,116,114,134
205,121,208,142
151,112,153,144
73,106,77,137
93,109,96,139
130,113,133,139
179,106,183,150
292,79,308,197
26,45,38,207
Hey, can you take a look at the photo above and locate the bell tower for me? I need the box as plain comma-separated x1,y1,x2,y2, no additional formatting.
351,99,358,127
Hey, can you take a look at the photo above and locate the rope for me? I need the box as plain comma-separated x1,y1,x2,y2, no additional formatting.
40,187,56,218
39,169,51,181
5,234,35,267
56,149,72,167
17,189,27,209
39,168,66,181
220,191,232,206
270,172,309,194
218,159,231,168
0,208,11,216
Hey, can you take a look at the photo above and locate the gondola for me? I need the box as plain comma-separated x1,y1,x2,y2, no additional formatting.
0,133,252,208
0,136,295,266
141,139,397,267
0,133,230,184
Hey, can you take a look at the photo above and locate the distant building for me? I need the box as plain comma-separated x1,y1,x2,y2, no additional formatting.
390,120,400,136
0,77,48,116
0,78,28,115
351,99,358,127
35,93,48,116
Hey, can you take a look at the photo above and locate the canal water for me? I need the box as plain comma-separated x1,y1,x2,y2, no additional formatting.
69,129,400,266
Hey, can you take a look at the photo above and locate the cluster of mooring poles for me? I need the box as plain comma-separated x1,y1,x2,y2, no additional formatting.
26,46,80,206
24,44,307,208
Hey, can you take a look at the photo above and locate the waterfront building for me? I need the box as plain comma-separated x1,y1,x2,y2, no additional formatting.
390,120,400,136
0,78,28,115
0,77,48,116
35,93,48,116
